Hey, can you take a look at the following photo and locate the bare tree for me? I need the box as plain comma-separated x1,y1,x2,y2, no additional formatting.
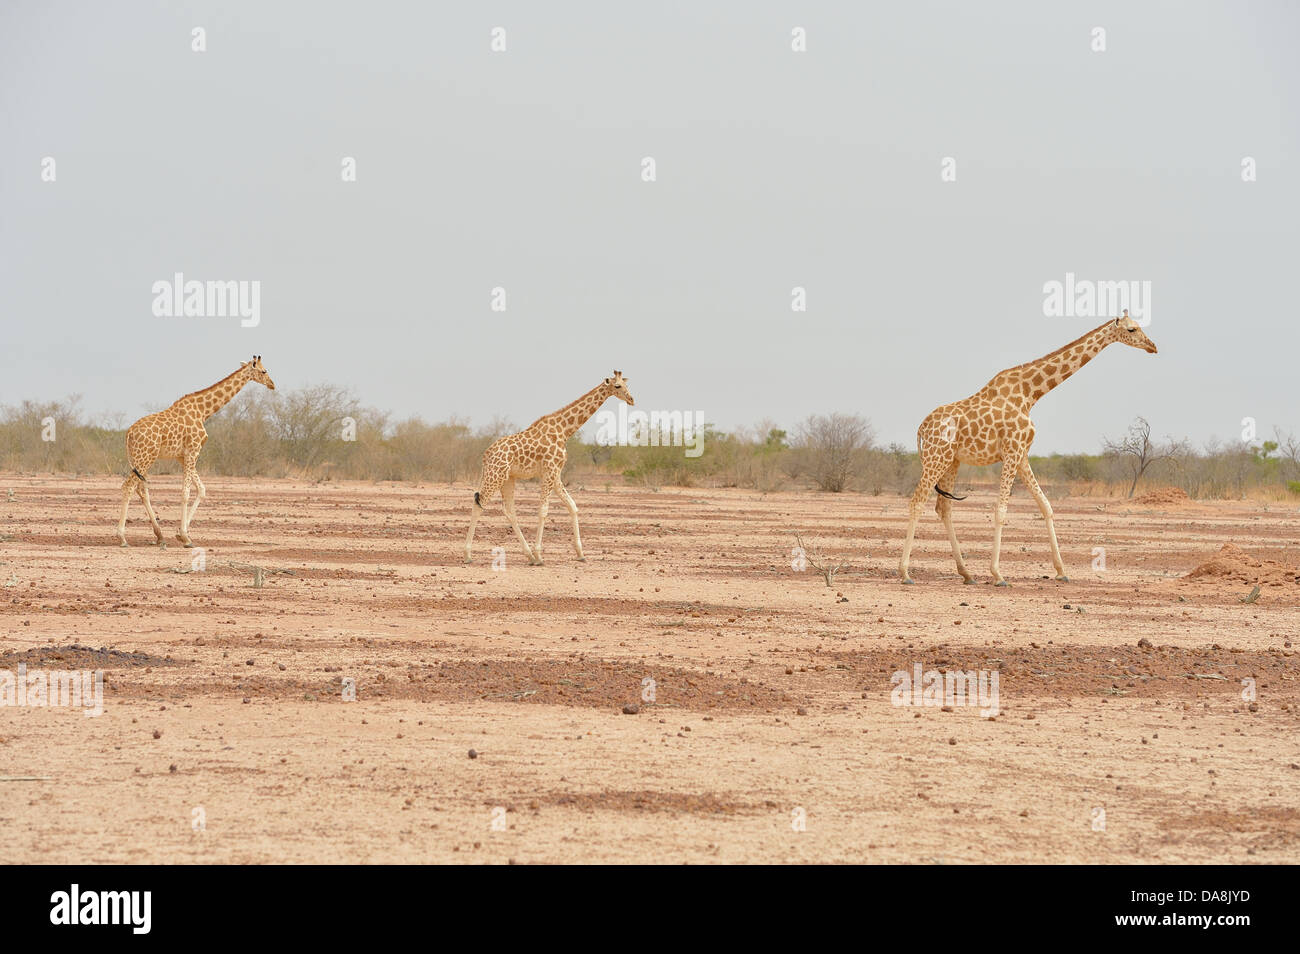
795,413,875,492
265,384,360,470
792,532,849,587
1102,416,1175,497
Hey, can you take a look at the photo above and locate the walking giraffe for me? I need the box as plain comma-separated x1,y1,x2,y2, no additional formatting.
116,356,276,548
465,371,634,566
899,313,1157,585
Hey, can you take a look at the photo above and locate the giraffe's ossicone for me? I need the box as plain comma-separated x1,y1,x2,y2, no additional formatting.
899,314,1157,585
117,356,277,548
465,371,634,566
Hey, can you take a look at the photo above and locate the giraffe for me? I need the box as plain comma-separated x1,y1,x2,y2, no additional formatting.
899,313,1157,585
116,356,276,548
465,371,634,566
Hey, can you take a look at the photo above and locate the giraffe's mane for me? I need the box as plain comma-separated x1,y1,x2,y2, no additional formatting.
172,365,246,405
527,381,607,430
997,319,1112,377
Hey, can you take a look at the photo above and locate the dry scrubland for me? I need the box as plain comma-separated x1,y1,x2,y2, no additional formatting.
2,474,1299,863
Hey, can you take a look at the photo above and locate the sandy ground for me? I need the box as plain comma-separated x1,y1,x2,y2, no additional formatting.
1,474,1297,864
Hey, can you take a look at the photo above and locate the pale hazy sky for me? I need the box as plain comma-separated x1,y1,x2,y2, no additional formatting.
2,1,1297,453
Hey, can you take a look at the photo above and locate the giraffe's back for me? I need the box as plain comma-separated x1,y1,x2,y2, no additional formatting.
126,411,193,464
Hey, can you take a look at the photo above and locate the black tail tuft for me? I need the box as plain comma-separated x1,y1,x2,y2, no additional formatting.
474,491,482,508
131,468,147,483
935,485,966,501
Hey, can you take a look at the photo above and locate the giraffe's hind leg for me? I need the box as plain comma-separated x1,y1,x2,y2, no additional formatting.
899,453,952,583
117,474,136,546
935,460,973,583
1018,458,1068,581
500,479,539,565
139,479,165,546
465,488,487,563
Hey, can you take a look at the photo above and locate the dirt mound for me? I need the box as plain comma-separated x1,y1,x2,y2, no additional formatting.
0,644,183,668
537,790,763,815
1133,487,1192,506
1183,543,1300,588
149,657,799,712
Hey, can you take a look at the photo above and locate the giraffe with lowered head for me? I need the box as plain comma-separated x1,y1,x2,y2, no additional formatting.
466,371,634,565
117,356,276,548
899,313,1157,585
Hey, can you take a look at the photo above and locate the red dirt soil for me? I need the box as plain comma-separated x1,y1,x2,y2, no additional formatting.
1,475,1298,863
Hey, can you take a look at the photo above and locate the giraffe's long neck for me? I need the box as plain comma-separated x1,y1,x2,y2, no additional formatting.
1015,322,1115,405
174,365,255,421
539,383,615,441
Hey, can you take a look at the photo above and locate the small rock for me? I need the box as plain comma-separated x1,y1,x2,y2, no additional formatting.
622,704,639,715
468,749,478,759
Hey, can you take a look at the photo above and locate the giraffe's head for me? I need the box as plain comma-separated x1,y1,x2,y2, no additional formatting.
1111,311,1157,354
245,355,277,390
605,370,634,406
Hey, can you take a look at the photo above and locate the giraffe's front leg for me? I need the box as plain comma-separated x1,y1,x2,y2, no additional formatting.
989,456,1021,586
1018,459,1068,581
556,481,583,560
176,457,199,547
184,473,206,529
176,477,192,547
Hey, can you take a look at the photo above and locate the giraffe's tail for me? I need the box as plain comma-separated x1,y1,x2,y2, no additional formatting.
473,491,484,511
935,486,967,501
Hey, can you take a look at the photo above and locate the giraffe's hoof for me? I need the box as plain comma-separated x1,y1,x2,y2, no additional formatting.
994,580,1010,587
119,541,129,549
962,577,976,585
1055,575,1070,583
901,578,915,585
576,555,586,562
